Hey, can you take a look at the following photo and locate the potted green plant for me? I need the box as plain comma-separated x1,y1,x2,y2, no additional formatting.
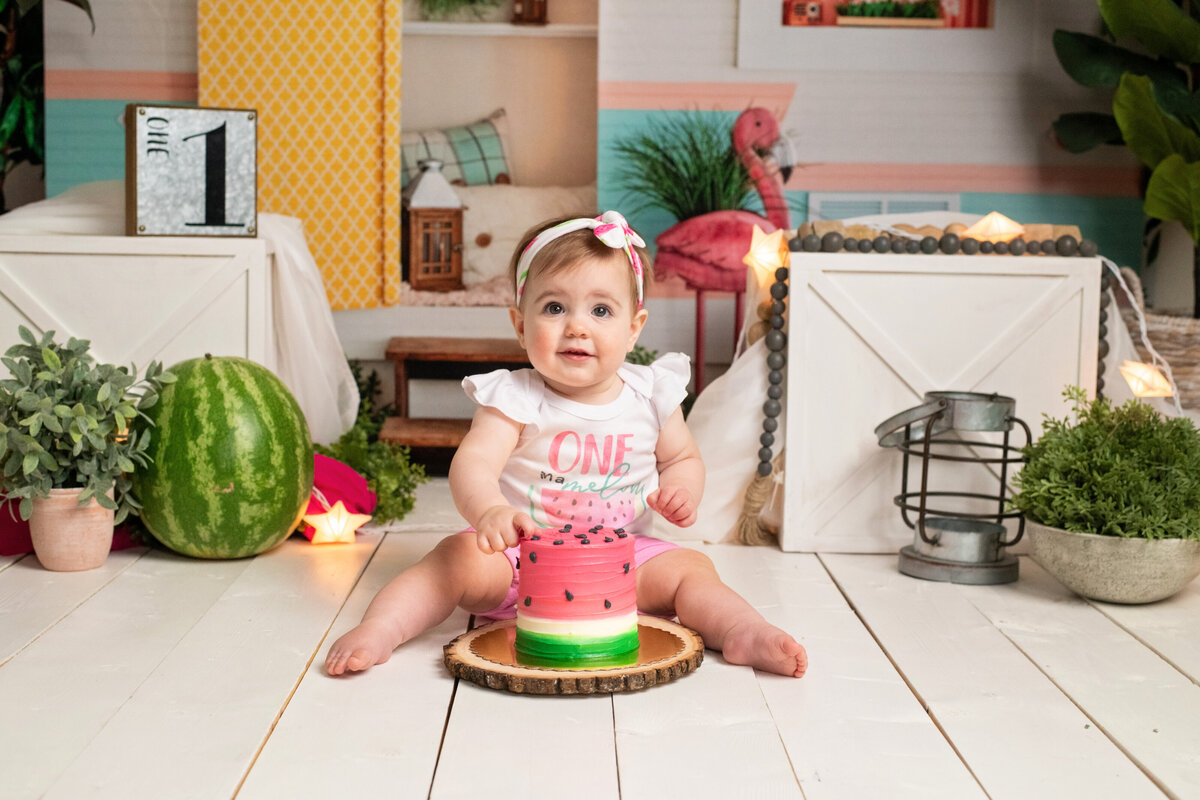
413,0,500,22
1010,386,1200,603
0,326,172,570
1051,0,1200,315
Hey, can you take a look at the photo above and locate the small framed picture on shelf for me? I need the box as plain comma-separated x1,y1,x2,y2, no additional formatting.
125,104,258,237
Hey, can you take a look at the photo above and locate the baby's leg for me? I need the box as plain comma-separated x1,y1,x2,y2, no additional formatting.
637,548,807,678
325,531,513,676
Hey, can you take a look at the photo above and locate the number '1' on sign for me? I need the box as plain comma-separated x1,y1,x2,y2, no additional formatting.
125,104,258,237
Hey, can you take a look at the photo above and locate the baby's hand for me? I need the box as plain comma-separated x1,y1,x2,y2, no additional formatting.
647,486,697,528
474,505,534,554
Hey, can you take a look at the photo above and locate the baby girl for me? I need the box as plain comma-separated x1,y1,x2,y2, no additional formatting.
326,211,807,679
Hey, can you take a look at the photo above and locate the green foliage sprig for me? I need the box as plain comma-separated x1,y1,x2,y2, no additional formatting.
0,326,173,522
836,1,940,19
416,0,498,20
612,112,753,223
1011,386,1200,540
314,361,428,524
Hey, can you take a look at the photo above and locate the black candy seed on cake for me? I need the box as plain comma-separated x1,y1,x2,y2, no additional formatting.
581,538,590,545
529,552,537,563
574,533,586,538
605,599,612,609
614,527,625,534
624,563,631,574
562,524,572,531
553,539,563,545
565,590,574,601
617,532,629,538
524,596,531,606
531,534,540,540
516,557,520,570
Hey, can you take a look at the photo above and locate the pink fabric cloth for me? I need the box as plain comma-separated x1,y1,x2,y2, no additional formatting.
298,454,377,540
476,532,680,621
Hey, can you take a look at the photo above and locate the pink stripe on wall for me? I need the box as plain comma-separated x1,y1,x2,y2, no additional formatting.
599,81,795,119
45,70,198,101
786,162,1142,197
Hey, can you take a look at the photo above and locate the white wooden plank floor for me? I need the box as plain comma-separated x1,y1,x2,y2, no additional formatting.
2,479,1198,800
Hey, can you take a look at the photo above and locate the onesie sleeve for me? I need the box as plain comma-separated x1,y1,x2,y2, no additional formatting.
462,368,540,426
648,352,691,427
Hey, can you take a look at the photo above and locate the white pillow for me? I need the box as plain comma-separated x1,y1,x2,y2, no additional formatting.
456,184,597,285
0,180,124,236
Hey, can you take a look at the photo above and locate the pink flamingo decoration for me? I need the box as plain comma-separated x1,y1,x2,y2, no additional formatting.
654,107,792,392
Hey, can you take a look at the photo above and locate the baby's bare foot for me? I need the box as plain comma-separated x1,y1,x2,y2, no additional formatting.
325,619,397,676
721,620,808,678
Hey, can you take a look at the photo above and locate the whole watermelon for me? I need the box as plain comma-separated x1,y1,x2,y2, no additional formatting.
134,354,314,559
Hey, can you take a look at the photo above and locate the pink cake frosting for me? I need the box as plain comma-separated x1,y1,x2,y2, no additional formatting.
514,525,638,665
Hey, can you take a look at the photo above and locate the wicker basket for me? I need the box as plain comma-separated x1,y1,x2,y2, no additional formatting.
1118,267,1200,409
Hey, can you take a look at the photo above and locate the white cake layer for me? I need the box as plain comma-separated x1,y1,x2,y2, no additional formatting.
516,611,639,637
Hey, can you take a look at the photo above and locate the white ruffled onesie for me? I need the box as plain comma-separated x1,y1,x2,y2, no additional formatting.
462,353,690,536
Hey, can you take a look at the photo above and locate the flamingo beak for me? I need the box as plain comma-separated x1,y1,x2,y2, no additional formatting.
771,136,796,184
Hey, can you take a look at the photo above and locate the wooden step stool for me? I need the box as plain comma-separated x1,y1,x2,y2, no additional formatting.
379,336,529,449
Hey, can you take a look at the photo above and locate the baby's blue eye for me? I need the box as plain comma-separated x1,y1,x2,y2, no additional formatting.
592,305,612,319
543,302,564,315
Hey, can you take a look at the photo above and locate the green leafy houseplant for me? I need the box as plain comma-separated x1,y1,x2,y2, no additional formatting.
314,361,428,523
1011,386,1200,540
1051,0,1200,315
0,326,172,522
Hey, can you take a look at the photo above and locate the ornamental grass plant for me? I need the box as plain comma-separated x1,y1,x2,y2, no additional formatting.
0,326,172,522
1011,386,1200,540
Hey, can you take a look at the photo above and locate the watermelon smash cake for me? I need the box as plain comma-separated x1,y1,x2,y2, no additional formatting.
515,525,639,668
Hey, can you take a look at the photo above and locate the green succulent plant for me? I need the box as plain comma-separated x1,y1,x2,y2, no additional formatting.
0,326,173,522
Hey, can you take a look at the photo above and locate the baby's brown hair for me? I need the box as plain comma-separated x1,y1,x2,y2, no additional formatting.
509,214,654,310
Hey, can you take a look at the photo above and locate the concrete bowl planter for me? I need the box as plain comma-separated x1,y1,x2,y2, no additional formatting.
1026,520,1200,604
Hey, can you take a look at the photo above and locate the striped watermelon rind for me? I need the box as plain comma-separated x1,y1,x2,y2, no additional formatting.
133,355,314,559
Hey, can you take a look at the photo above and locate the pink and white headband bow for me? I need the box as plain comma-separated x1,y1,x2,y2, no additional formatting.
515,210,647,308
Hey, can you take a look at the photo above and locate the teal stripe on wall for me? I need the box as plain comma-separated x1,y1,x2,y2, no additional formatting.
962,193,1144,272
46,98,197,197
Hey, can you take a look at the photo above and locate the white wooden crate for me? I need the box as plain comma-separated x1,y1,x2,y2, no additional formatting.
0,234,273,371
782,254,1100,552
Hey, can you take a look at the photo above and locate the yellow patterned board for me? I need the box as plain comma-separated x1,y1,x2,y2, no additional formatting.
198,0,402,309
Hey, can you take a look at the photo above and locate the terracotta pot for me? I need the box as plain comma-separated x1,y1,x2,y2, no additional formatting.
1026,520,1200,604
29,488,115,572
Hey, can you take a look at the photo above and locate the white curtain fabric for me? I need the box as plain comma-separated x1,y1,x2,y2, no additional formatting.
0,181,357,444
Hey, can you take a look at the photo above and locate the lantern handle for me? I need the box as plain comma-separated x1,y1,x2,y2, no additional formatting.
997,414,1033,548
875,398,951,448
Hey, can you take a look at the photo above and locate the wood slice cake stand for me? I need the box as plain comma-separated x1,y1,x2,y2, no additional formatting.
444,616,704,695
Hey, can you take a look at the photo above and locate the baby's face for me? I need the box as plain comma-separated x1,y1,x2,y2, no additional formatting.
510,255,647,404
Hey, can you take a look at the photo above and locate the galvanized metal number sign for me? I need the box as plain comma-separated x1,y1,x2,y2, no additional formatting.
125,104,257,237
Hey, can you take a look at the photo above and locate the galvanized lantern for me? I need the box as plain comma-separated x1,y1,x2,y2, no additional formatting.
875,391,1031,584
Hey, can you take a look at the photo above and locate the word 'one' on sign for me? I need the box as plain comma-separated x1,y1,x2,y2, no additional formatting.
125,104,258,237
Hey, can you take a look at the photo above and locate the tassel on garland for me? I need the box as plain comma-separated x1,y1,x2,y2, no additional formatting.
736,449,784,546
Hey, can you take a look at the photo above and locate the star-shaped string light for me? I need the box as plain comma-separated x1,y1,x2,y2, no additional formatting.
304,488,373,545
743,225,789,286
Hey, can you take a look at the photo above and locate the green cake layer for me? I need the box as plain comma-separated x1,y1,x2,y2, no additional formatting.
515,628,640,668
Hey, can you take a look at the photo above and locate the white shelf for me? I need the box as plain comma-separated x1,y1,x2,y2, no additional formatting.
404,21,596,38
